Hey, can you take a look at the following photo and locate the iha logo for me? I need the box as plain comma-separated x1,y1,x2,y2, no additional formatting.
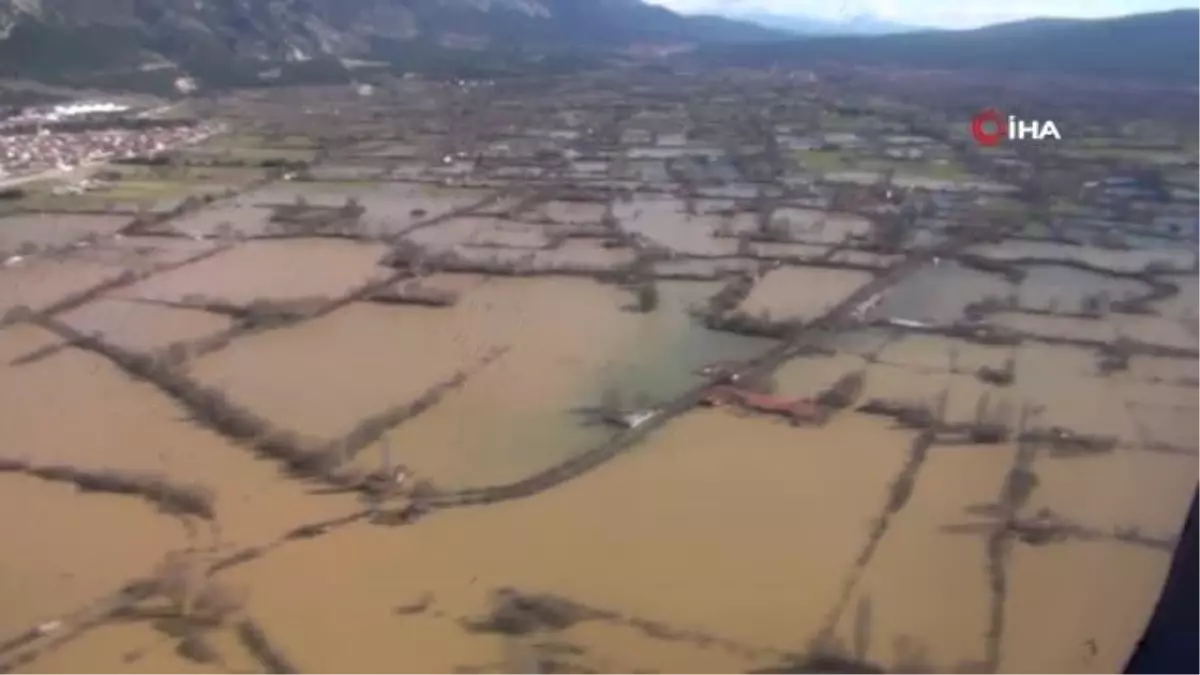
970,108,1062,146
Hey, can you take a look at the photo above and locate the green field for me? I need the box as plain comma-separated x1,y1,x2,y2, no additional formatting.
108,164,266,184
176,132,321,163
179,145,318,162
10,167,256,213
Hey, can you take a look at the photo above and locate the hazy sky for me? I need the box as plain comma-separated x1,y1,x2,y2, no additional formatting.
647,0,1195,28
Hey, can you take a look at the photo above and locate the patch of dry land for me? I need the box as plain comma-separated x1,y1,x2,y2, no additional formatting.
0,142,1195,675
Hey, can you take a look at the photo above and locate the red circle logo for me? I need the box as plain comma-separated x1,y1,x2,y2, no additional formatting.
971,109,1006,146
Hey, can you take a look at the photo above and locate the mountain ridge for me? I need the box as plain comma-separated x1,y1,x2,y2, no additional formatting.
0,0,782,87
0,2,1194,90
717,11,922,36
694,9,1200,84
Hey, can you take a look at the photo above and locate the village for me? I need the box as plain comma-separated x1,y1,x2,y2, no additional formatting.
0,100,220,183
0,65,1196,673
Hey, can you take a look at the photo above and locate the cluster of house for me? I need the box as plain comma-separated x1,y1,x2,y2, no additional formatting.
0,123,218,177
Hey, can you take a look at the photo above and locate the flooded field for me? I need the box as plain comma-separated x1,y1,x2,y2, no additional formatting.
654,257,759,278
749,241,831,260
1000,541,1175,673
535,239,636,268
351,280,766,488
167,203,275,238
463,221,549,248
1017,265,1148,310
82,236,220,269
123,239,391,304
1153,273,1199,319
738,266,874,322
877,261,1012,322
993,312,1115,342
615,196,736,255
407,216,499,250
828,249,904,268
26,410,919,673
0,214,129,251
191,300,490,439
823,442,1015,671
59,298,232,352
969,240,1195,273
223,181,493,237
870,333,1013,375
0,327,355,540
0,476,190,639
0,257,128,316
228,279,628,466
1112,313,1199,351
529,200,608,224
771,208,872,245
1,191,1195,675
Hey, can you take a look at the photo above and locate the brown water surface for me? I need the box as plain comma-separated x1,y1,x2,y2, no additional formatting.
771,208,871,244
125,240,391,303
615,196,736,255
738,267,873,321
0,214,129,251
59,298,232,352
971,240,1194,273
0,477,189,638
878,261,1013,323
1018,266,1148,311
2,229,1196,675
0,258,128,315
824,444,1016,672
359,280,768,488
180,411,917,673
1002,543,1173,673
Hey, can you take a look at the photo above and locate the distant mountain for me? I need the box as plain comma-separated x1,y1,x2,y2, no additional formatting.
696,9,1200,83
0,0,782,89
724,11,922,36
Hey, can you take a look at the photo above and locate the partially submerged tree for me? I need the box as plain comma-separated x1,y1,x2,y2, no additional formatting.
635,283,659,312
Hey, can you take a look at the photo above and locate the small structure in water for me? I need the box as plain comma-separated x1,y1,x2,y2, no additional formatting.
883,317,933,329
700,385,827,425
851,291,886,322
620,409,659,429
696,361,743,383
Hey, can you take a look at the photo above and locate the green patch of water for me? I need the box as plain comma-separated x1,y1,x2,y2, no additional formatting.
590,282,776,406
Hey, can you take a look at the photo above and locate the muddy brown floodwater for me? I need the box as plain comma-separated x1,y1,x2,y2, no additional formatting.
738,267,874,322
123,239,393,304
0,214,129,251
877,261,1012,323
0,195,1195,675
